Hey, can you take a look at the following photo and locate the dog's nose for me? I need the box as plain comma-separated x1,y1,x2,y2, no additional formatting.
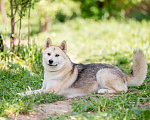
49,59,53,64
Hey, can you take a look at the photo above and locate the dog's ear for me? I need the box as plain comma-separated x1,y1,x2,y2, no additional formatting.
59,40,67,53
44,38,52,49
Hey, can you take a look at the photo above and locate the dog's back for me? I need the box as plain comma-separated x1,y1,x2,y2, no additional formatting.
71,63,125,89
60,63,127,98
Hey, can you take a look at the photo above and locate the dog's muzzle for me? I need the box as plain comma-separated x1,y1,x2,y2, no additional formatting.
48,59,57,66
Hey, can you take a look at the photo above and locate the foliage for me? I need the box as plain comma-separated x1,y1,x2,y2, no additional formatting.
73,0,147,19
6,0,38,20
16,0,39,20
36,0,80,23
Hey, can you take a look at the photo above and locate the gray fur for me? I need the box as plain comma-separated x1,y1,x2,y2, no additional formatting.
70,63,126,92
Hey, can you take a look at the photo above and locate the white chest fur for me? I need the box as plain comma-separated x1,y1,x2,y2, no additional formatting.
42,72,59,91
42,64,78,93
45,79,57,90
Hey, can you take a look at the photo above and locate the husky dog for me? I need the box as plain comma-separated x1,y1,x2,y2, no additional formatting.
18,38,147,98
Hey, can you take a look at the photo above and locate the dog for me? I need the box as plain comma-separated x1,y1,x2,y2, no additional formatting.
18,38,147,98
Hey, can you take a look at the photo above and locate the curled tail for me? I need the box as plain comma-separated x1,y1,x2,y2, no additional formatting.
127,49,147,86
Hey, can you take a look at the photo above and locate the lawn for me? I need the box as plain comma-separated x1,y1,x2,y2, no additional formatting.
0,18,150,119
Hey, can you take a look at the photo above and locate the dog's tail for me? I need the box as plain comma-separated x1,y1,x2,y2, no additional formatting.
127,49,147,86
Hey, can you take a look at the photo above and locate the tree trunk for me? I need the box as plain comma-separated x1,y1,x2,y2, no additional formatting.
17,1,23,54
11,16,15,52
10,2,15,52
40,19,44,32
0,0,7,23
0,35,4,52
28,3,31,46
10,0,17,52
17,18,22,54
46,17,50,32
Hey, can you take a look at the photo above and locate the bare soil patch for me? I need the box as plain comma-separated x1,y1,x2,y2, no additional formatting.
14,99,72,120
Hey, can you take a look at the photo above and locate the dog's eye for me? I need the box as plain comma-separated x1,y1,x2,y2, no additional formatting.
55,54,59,57
47,53,51,56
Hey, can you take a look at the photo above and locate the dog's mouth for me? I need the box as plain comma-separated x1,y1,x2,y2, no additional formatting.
47,64,57,67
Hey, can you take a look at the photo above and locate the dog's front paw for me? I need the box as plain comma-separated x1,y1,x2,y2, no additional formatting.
17,91,33,96
98,89,116,94
17,92,26,96
98,89,107,94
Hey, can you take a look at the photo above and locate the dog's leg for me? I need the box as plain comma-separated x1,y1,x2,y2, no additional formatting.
18,79,47,96
96,68,128,94
98,89,116,94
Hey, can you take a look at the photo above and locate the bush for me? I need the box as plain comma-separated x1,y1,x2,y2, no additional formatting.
55,0,81,22
73,0,145,19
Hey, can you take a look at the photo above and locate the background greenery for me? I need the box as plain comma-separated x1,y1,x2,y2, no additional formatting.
0,0,150,119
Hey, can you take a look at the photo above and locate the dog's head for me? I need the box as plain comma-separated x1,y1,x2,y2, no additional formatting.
43,38,69,71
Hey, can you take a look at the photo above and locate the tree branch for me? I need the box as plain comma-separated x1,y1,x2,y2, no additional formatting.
15,18,21,23
13,0,18,18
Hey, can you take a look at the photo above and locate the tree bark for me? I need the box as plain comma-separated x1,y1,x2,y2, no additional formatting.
0,0,7,23
17,18,22,54
17,1,23,54
10,0,15,52
40,19,44,32
46,17,50,32
10,0,17,52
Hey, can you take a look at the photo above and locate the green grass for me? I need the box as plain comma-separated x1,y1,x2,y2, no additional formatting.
0,18,150,119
